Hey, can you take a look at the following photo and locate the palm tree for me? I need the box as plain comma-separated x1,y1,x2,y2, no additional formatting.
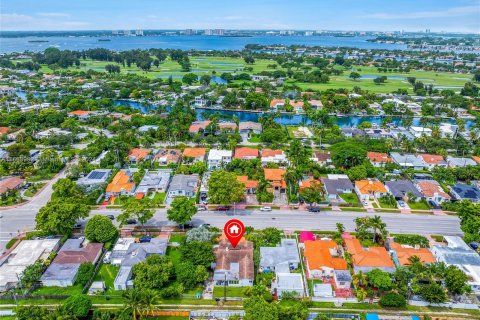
122,289,145,320
140,289,158,318
369,215,386,244
352,271,367,288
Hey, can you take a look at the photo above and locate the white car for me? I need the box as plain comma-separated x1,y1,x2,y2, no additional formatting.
260,206,272,212
103,251,112,264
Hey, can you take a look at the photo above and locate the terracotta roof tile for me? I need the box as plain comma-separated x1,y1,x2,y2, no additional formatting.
367,152,392,163
343,234,394,268
389,241,436,266
234,147,259,159
304,240,348,271
183,148,206,158
355,180,387,194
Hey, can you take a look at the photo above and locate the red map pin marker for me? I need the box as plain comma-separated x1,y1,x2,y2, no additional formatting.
224,219,245,248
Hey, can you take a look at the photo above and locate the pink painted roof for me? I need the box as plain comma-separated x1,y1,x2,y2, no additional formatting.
299,231,315,243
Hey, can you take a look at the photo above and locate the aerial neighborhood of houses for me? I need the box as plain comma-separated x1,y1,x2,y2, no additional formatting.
0,38,480,320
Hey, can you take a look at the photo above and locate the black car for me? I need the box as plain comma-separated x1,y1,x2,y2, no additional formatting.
126,219,137,224
216,206,231,211
106,215,115,220
307,206,321,212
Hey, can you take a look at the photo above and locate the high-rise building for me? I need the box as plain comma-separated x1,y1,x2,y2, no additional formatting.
204,29,213,36
135,29,144,36
214,29,225,36
185,29,194,35
123,30,131,36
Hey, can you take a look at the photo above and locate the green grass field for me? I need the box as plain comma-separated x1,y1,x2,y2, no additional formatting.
93,264,120,294
36,54,472,93
212,286,248,298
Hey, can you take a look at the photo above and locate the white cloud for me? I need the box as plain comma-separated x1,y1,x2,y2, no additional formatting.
0,12,89,30
365,5,479,19
36,12,71,17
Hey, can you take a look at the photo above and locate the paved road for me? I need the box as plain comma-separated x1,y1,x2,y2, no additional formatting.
0,161,73,252
90,208,463,236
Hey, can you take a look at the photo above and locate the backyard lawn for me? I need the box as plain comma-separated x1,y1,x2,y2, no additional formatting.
213,286,248,298
93,264,120,294
32,284,83,296
378,198,398,209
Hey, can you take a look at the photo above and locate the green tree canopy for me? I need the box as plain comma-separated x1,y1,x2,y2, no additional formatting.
35,199,90,235
179,240,215,268
166,196,197,227
84,215,118,243
132,255,174,290
207,170,245,205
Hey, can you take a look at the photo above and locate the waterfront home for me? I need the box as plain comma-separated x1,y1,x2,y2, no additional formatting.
35,128,71,139
409,126,432,138
321,174,354,201
303,239,348,279
182,147,207,163
364,128,391,140
260,239,300,272
189,120,212,134
213,235,254,287
439,123,459,138
105,170,136,196
419,154,447,170
387,241,435,267
354,180,388,201
239,121,262,138
41,239,103,287
446,156,477,168
207,149,232,170
0,86,15,96
260,149,287,166
385,180,422,201
0,239,60,292
450,183,480,203
390,152,425,170
367,152,392,168
342,233,395,273
154,148,181,165
138,125,159,133
341,127,365,138
234,147,259,160
432,236,480,293
112,238,168,290
127,148,151,164
218,122,237,131
415,180,451,205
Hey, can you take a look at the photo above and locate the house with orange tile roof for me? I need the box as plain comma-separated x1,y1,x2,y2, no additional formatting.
105,170,136,196
128,148,151,164
189,120,212,134
237,176,259,194
0,177,25,195
419,154,447,170
270,99,304,113
473,156,480,165
303,240,348,279
261,149,287,166
415,180,451,205
387,241,436,267
154,148,181,165
342,233,395,273
182,148,207,163
67,110,94,120
264,168,287,193
0,127,10,136
367,152,392,168
299,178,322,190
354,180,388,201
218,122,237,131
234,147,259,160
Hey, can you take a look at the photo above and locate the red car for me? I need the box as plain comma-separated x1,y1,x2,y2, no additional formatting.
216,206,231,211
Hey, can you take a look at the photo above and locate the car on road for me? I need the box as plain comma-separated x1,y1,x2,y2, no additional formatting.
139,236,152,243
126,219,137,225
197,205,207,211
184,222,195,228
398,200,407,208
73,223,82,229
199,223,211,228
106,214,115,220
216,206,231,211
307,206,321,212
260,206,272,212
103,251,111,263
470,242,479,250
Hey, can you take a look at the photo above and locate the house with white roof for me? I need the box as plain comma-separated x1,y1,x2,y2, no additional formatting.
409,126,432,138
207,149,232,170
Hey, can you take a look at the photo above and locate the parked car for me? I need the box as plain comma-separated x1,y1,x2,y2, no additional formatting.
139,236,152,243
126,219,137,225
199,223,211,228
197,205,207,211
73,223,82,229
398,200,407,208
106,214,115,220
307,206,321,212
470,242,479,250
216,206,231,211
103,251,112,264
260,206,272,212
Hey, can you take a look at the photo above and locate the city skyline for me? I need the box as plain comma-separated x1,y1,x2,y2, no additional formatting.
1,0,479,33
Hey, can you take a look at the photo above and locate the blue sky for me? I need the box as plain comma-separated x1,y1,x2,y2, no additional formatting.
1,0,479,32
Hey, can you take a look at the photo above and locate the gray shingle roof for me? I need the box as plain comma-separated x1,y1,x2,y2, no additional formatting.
385,180,422,199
